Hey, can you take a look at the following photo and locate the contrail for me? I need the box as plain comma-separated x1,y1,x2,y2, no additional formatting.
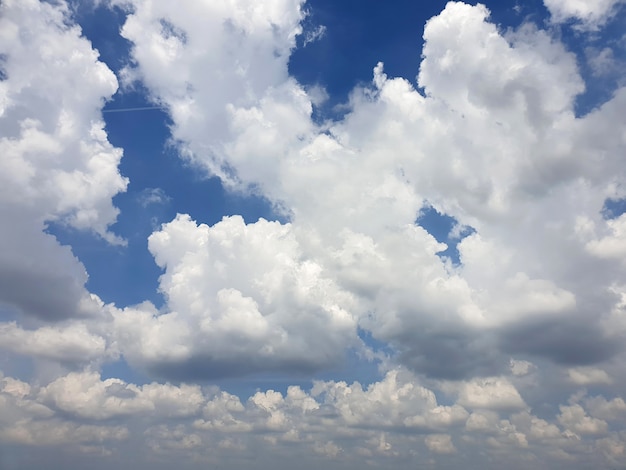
102,106,167,113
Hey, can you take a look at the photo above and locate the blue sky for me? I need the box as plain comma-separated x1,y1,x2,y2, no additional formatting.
2,0,626,468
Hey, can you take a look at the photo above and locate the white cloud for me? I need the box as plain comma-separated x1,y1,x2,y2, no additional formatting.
38,370,204,420
585,395,626,420
510,359,535,377
511,412,563,441
0,321,108,364
311,369,439,428
138,187,170,207
586,213,626,260
457,377,527,411
558,404,609,436
0,373,128,446
543,0,625,30
303,24,326,46
567,367,613,385
0,0,126,320
3,0,626,467
112,214,358,377
425,433,456,454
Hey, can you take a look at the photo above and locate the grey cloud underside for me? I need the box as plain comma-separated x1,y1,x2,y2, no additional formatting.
0,265,83,320
394,327,505,380
144,353,338,381
501,317,623,365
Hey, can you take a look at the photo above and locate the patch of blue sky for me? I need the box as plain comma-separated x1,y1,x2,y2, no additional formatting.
417,206,475,265
602,197,626,219
100,356,149,385
556,4,626,116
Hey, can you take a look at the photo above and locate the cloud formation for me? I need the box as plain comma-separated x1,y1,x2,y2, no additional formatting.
1,0,626,468
544,0,625,29
0,0,126,320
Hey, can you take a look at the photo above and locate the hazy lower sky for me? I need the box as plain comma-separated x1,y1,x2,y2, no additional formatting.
1,0,626,468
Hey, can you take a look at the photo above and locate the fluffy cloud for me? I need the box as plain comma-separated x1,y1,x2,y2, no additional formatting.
424,433,456,454
99,0,626,384
2,0,626,467
38,370,204,419
558,403,609,436
457,377,527,411
0,321,108,364
567,367,613,385
543,0,625,29
2,367,625,467
112,214,357,378
114,0,306,185
0,0,126,320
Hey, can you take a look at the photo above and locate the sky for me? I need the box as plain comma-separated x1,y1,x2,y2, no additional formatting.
1,0,626,468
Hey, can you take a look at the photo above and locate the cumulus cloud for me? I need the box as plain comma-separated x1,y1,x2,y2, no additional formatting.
2,366,626,467
0,321,109,364
112,214,358,378
558,403,609,436
2,0,626,467
0,0,126,320
457,377,527,411
567,367,613,385
543,0,625,29
38,370,204,419
18,0,613,389
425,433,456,454
113,0,306,185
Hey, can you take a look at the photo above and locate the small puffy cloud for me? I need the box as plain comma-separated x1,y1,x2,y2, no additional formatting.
311,369,438,428
510,359,535,377
585,395,626,420
543,0,625,30
314,440,341,457
457,377,527,411
567,367,613,385
596,435,626,459
0,321,108,364
558,404,609,436
38,370,204,420
0,374,128,446
511,412,563,441
137,187,170,207
586,214,626,261
425,434,456,454
405,405,469,429
193,391,251,433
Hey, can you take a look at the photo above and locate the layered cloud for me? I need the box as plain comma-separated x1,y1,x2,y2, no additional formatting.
2,367,625,467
